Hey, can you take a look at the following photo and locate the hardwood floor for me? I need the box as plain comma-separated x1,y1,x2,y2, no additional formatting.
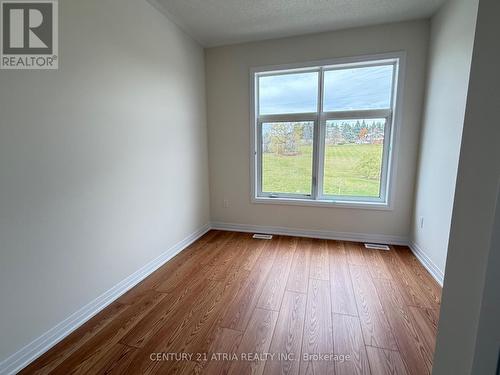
20,230,441,375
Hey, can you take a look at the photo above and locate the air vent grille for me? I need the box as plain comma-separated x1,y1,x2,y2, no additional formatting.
252,234,273,240
364,243,390,251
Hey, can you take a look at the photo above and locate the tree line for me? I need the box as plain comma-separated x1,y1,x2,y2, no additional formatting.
263,120,385,155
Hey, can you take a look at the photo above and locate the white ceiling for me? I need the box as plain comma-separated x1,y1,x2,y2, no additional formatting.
150,0,446,47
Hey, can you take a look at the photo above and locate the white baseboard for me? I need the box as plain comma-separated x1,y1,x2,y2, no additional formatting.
0,224,210,375
408,241,444,286
211,221,409,246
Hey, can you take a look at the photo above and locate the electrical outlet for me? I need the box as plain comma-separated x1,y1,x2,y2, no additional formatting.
223,199,229,208
419,216,424,229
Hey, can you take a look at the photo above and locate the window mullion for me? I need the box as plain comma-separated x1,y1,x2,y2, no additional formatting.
258,113,317,123
323,108,392,120
313,68,326,201
379,114,393,200
256,120,263,197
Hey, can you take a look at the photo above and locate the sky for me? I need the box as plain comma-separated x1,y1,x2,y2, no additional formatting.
259,65,394,115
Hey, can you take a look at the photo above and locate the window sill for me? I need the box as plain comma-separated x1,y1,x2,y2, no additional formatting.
252,196,392,210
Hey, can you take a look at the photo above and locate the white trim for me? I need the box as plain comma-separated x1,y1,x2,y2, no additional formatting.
251,53,401,74
211,221,408,245
251,196,393,210
408,241,445,286
0,224,210,375
384,51,406,213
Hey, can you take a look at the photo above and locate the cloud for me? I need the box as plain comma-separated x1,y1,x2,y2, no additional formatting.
259,65,393,115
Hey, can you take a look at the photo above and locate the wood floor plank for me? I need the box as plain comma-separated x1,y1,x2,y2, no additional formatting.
329,242,358,316
345,242,367,266
18,302,128,375
228,308,279,375
50,290,165,374
164,267,249,358
332,314,370,375
349,265,398,350
156,360,200,375
257,236,296,310
204,232,248,279
86,343,136,374
363,248,393,279
374,278,434,375
202,327,243,375
394,246,442,307
199,231,239,266
264,291,307,375
310,239,330,280
155,232,237,293
220,239,277,331
241,237,267,271
328,240,348,262
409,306,438,355
381,251,433,309
122,281,223,375
299,278,334,375
154,272,249,374
286,237,312,294
22,232,441,375
120,293,177,348
420,308,440,333
366,346,409,375
119,275,207,348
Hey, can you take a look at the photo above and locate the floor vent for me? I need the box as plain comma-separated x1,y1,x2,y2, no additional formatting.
364,243,390,251
252,234,273,240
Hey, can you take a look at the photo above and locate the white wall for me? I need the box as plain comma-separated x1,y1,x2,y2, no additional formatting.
205,21,429,240
0,0,209,363
471,184,500,374
433,0,500,373
411,0,478,277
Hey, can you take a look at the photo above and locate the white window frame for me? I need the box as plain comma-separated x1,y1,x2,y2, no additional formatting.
250,52,406,210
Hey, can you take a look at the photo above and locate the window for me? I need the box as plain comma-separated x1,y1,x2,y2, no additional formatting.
251,54,403,208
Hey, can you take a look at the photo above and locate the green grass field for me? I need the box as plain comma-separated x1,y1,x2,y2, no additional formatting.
262,143,383,197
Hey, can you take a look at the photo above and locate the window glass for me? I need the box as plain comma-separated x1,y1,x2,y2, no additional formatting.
323,119,386,197
323,65,393,111
259,72,318,115
262,121,314,195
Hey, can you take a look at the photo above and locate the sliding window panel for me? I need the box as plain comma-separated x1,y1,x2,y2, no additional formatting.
322,119,386,199
260,121,315,196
